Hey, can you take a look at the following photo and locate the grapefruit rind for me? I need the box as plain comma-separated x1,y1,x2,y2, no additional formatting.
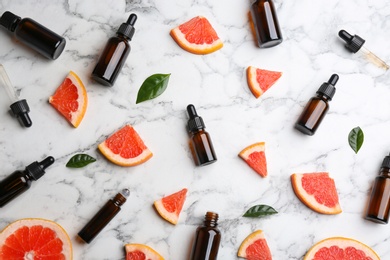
291,173,342,215
303,237,380,260
153,188,188,225
246,66,282,98
237,230,272,259
238,142,268,178
49,71,88,128
170,16,223,55
125,244,164,260
0,218,73,259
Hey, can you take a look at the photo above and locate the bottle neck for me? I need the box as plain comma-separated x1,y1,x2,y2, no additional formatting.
22,170,34,181
112,193,127,207
315,93,331,101
379,167,390,177
204,212,219,227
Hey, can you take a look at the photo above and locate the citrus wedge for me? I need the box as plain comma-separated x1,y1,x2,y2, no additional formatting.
49,71,88,128
246,66,282,98
239,142,268,178
98,124,152,167
0,218,72,260
125,244,164,260
170,16,223,55
304,237,380,260
238,230,272,260
154,188,188,225
291,172,342,214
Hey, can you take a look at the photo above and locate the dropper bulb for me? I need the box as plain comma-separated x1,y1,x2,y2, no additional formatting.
328,74,339,86
338,30,353,42
127,14,137,26
187,104,198,118
19,112,32,127
39,156,55,170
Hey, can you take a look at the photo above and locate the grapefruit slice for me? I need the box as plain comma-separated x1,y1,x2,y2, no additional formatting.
238,230,272,260
154,188,188,225
0,218,72,259
49,71,88,128
170,16,223,55
304,237,380,260
125,244,164,260
291,172,342,214
98,124,153,167
239,142,268,178
246,66,282,98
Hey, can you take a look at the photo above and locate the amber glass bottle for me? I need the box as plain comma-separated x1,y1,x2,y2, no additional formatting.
0,11,66,59
295,74,339,135
190,212,221,260
365,154,390,224
92,14,137,87
78,189,129,243
250,0,283,48
186,104,217,166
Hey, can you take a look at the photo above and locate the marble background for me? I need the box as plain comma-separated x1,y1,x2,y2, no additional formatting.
1,0,390,259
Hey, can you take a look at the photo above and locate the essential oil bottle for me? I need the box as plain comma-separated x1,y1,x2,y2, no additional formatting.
186,104,217,166
190,212,221,260
92,14,137,87
0,11,66,60
0,156,55,207
78,189,130,243
365,153,390,224
250,0,283,48
295,74,339,135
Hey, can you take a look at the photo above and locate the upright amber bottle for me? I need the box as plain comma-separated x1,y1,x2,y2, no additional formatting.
365,154,390,224
78,189,129,243
187,104,217,166
295,74,339,135
190,212,221,260
250,0,283,48
0,11,66,59
92,14,137,87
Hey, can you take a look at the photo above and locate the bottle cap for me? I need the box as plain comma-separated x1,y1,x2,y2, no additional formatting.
10,99,32,127
187,104,206,133
117,13,137,40
0,11,21,32
338,30,365,53
316,74,338,100
25,156,55,180
381,153,390,168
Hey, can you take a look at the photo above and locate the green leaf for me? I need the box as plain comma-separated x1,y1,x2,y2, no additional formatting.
66,154,96,168
243,204,278,218
348,126,364,154
136,73,171,104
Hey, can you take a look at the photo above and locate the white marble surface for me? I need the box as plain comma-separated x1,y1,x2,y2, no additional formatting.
1,0,390,259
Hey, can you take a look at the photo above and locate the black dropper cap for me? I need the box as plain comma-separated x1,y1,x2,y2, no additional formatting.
117,13,137,40
381,153,390,169
25,156,55,180
187,104,205,133
338,30,365,53
0,11,21,32
10,99,32,127
316,74,338,100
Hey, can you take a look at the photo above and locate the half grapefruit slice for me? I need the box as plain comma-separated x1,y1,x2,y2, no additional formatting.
246,66,282,98
98,124,153,167
154,188,188,225
0,218,72,259
238,230,272,260
170,16,223,55
49,71,88,128
291,172,342,214
304,237,380,260
125,244,164,260
239,142,268,178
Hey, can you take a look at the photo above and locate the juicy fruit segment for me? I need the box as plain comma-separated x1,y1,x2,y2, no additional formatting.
238,230,272,260
291,172,342,214
246,66,282,98
170,16,223,55
125,244,164,260
0,218,72,260
154,188,188,225
98,125,153,167
49,71,88,127
304,237,380,260
239,142,268,177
